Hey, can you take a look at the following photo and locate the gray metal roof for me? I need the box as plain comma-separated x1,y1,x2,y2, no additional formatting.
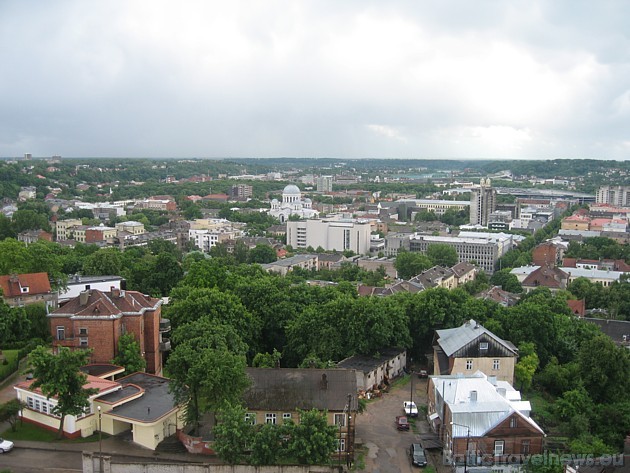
243,368,358,412
435,320,517,357
337,348,406,374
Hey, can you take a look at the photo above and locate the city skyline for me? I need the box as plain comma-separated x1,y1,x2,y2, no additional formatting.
1,1,629,160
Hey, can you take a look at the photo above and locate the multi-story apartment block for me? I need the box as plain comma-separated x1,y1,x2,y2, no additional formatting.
316,175,333,193
230,184,253,200
85,226,116,243
49,288,168,375
55,219,83,241
286,218,372,254
596,185,630,207
470,178,497,226
396,199,470,220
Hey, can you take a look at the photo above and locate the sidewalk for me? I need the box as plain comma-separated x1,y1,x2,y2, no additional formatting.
12,436,215,464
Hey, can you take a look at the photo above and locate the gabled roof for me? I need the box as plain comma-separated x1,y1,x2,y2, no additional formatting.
243,368,358,412
337,348,406,374
451,262,476,278
0,272,52,297
522,266,569,288
50,289,161,319
435,319,517,357
430,372,544,438
410,266,454,289
478,286,519,307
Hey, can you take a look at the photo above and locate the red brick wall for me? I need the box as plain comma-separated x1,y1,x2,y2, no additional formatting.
143,307,161,375
85,229,103,243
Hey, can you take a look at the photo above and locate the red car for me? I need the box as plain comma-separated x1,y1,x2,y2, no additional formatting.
396,415,410,431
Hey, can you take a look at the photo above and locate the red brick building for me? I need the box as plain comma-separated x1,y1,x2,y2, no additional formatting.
48,289,168,375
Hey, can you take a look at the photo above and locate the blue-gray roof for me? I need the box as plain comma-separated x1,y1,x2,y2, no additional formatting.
436,320,517,357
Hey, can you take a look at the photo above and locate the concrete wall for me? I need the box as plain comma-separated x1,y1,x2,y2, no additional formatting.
83,453,342,473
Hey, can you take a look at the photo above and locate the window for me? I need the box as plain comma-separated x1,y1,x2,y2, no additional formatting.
479,342,489,350
494,440,505,456
79,328,88,336
79,337,89,347
337,438,346,452
27,397,34,409
35,399,40,411
42,403,48,414
283,413,292,422
521,440,530,455
510,417,518,428
56,326,65,341
334,413,346,427
493,359,500,370
466,359,473,370
244,413,256,425
265,413,277,425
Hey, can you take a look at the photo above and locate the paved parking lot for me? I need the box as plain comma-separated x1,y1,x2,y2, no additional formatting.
354,376,449,473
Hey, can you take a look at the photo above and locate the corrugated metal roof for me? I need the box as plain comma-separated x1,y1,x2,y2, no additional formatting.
430,372,544,437
435,320,517,356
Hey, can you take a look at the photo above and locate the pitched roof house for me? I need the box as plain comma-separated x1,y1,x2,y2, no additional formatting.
48,289,168,375
243,368,358,461
427,372,545,472
0,272,57,309
433,319,518,384
520,265,569,293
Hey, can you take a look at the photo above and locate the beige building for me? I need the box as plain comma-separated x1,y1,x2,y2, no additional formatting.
115,221,145,235
15,367,184,450
55,219,82,241
433,319,518,384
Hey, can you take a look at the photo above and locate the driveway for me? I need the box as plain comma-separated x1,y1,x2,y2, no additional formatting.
354,376,449,473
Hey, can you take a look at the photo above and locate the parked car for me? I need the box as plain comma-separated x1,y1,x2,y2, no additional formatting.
396,415,410,431
411,443,428,467
0,437,14,453
403,401,418,417
418,369,428,378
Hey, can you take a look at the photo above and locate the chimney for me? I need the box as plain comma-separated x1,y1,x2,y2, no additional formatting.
488,375,497,386
320,373,328,390
497,387,507,398
111,287,120,298
470,390,477,402
79,290,89,306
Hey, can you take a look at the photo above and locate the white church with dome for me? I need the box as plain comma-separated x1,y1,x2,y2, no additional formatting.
269,184,319,222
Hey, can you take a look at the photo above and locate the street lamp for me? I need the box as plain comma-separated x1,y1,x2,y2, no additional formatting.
97,406,103,473
450,421,471,473
409,356,413,406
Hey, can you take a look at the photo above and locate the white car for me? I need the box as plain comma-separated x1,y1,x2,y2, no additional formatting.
0,437,14,453
403,401,418,417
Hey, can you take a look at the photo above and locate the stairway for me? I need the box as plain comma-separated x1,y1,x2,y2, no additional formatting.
156,434,187,454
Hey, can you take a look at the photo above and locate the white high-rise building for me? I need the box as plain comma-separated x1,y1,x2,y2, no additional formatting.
596,185,630,207
287,218,371,254
470,178,497,226
316,176,333,193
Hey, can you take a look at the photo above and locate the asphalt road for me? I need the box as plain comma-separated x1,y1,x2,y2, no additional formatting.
0,447,83,473
355,376,434,473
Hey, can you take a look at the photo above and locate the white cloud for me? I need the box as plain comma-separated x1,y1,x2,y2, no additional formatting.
0,0,629,159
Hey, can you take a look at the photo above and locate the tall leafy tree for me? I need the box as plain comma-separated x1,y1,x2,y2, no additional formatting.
213,402,254,464
166,319,249,435
112,333,146,374
287,409,338,465
0,399,25,432
426,243,459,267
394,251,432,279
29,346,98,438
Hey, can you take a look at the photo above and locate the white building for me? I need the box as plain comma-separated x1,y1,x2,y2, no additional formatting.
470,179,497,226
316,176,333,193
269,184,319,223
596,185,630,207
287,218,372,254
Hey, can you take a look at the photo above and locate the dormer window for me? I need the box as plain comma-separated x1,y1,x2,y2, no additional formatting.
21,286,29,293
479,342,489,350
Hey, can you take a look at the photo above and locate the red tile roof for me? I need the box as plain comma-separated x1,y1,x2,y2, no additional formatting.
567,299,586,316
51,289,161,318
0,272,52,298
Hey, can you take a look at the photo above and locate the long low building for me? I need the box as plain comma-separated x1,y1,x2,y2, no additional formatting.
409,233,513,274
511,265,628,286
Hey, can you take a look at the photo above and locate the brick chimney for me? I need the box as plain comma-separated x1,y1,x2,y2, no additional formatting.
79,290,90,306
111,287,120,298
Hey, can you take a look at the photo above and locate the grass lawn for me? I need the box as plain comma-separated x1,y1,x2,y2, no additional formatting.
0,349,19,381
2,422,108,443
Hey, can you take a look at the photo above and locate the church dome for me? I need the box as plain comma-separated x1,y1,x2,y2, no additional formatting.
283,184,301,195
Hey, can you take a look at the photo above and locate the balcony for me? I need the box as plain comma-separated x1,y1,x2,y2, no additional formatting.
159,318,171,333
159,340,171,352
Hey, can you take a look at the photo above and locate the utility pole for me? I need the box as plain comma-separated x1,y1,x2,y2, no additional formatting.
450,421,471,473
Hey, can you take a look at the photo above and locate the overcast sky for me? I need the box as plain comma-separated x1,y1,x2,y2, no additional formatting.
1,1,629,160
